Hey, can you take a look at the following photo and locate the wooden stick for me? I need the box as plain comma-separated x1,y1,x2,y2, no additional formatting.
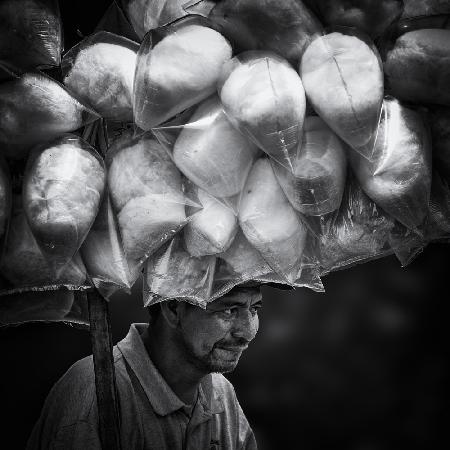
87,289,122,450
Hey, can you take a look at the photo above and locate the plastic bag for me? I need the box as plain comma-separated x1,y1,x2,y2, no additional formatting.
300,28,384,160
155,95,259,205
184,184,238,257
429,106,450,181
212,229,324,299
318,176,395,274
272,116,347,217
143,234,216,307
218,51,306,171
81,193,138,299
0,289,89,328
0,69,100,160
383,15,450,106
401,0,450,19
238,158,309,284
23,134,106,277
0,0,62,69
349,97,432,231
95,1,141,42
133,15,232,129
120,0,216,39
107,130,192,276
0,196,89,290
62,31,139,122
305,0,403,39
209,0,322,65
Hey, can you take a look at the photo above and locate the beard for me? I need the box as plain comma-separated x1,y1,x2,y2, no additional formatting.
177,327,247,374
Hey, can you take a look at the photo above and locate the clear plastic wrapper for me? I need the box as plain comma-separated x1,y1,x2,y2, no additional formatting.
300,28,384,160
429,106,450,181
0,196,89,290
95,1,140,42
401,0,450,19
382,15,450,106
120,0,217,39
0,289,89,328
272,116,347,217
218,51,306,171
23,135,106,277
81,193,138,299
107,130,192,277
155,95,259,205
305,0,404,39
62,31,139,122
0,0,62,69
318,176,396,274
238,158,309,284
143,234,216,307
184,184,238,257
209,0,322,65
0,69,100,160
212,229,324,299
349,97,432,231
133,15,232,129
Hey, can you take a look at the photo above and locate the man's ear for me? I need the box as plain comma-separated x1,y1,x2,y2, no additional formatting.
160,300,184,329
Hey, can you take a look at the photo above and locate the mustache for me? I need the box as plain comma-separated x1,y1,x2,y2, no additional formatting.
214,337,250,349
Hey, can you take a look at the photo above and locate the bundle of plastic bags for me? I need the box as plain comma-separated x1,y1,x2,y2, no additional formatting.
2,0,450,322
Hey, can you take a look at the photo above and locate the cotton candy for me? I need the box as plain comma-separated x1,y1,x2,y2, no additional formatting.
239,158,308,282
134,23,232,129
219,52,306,170
173,96,258,198
64,41,137,121
300,32,384,159
184,186,238,257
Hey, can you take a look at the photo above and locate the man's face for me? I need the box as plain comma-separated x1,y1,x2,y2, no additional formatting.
177,288,262,374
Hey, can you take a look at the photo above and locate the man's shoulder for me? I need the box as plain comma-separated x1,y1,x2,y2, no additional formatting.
210,373,240,405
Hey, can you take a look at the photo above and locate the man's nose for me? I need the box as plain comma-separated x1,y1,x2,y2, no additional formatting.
231,310,258,342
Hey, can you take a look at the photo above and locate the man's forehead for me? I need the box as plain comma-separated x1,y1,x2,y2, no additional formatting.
209,288,263,308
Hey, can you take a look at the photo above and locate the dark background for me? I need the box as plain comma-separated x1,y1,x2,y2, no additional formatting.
1,1,450,449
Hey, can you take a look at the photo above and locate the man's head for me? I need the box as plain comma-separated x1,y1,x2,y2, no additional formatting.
149,286,262,374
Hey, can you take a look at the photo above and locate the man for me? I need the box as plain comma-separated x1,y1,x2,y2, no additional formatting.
27,286,262,449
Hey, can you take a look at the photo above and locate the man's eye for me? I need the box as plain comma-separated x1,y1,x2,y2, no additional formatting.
250,306,260,316
219,308,237,318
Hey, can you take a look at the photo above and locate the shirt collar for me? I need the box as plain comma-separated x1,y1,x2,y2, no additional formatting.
116,323,224,417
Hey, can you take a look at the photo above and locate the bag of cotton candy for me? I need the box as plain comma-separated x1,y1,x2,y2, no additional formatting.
0,0,62,69
300,29,384,160
22,135,106,277
133,15,232,129
0,69,99,160
63,31,139,122
107,130,193,277
218,51,306,171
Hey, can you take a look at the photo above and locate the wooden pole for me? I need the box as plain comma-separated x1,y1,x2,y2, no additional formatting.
87,289,122,450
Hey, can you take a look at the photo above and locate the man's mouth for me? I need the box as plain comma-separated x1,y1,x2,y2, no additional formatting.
215,345,248,353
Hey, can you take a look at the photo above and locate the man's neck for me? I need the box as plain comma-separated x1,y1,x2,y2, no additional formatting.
142,323,207,405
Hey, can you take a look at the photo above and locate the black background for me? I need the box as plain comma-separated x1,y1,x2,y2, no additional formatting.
1,1,450,449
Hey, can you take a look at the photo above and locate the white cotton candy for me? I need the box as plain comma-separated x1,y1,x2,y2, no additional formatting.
173,96,259,198
64,42,137,121
108,133,187,265
219,52,306,169
273,116,347,216
300,32,383,158
184,187,238,257
134,24,232,129
239,158,308,281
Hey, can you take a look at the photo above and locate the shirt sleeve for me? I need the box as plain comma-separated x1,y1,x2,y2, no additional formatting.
49,422,102,450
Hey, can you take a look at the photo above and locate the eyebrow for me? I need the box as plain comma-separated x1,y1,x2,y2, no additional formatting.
208,296,263,310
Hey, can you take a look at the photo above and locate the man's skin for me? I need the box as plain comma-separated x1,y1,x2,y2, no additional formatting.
141,288,263,405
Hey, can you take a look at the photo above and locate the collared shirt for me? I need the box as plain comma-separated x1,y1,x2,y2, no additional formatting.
27,323,257,450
